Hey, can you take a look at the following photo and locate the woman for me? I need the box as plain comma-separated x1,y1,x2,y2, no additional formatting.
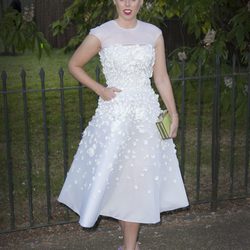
58,0,189,249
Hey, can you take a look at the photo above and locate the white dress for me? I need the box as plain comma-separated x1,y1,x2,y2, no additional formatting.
58,19,189,228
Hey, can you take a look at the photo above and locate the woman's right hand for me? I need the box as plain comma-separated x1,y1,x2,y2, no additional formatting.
99,86,122,101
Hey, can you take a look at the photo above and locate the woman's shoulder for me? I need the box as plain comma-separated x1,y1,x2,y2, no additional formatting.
138,20,162,43
89,20,113,33
88,20,113,41
138,20,162,34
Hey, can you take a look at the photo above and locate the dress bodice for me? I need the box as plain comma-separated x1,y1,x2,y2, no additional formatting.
89,20,162,90
99,44,155,89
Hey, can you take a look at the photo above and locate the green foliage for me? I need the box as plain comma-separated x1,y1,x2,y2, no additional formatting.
151,0,249,118
52,0,249,62
162,0,250,64
51,0,164,52
0,7,51,59
51,0,249,117
51,0,116,52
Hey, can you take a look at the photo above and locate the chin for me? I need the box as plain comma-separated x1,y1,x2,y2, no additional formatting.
120,14,137,20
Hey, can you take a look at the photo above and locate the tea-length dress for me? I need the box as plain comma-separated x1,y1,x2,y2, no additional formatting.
58,19,189,228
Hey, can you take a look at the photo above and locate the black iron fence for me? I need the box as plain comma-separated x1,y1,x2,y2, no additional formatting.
0,55,250,233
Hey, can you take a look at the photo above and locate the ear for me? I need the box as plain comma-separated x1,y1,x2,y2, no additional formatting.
140,0,144,7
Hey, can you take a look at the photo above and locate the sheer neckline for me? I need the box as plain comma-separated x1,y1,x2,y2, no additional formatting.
112,19,140,30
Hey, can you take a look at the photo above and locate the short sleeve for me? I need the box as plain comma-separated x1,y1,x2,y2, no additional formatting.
154,26,162,46
89,26,103,43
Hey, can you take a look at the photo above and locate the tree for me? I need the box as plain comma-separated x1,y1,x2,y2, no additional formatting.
52,0,249,66
0,4,51,58
34,0,75,48
52,0,249,116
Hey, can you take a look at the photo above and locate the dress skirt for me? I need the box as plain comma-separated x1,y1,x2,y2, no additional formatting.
58,84,189,228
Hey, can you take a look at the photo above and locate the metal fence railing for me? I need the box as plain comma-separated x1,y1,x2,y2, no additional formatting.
0,55,249,233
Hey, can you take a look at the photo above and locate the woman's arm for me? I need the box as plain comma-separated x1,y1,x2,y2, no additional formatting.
153,34,179,138
68,35,121,101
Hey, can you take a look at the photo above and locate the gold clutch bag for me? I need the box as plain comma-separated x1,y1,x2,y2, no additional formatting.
156,110,172,139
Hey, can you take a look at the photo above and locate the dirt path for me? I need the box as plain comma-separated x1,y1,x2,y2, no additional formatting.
1,199,250,250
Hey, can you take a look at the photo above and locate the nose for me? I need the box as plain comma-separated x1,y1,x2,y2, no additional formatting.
125,0,131,7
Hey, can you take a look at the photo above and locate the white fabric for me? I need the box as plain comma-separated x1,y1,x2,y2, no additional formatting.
58,19,189,228
89,20,162,48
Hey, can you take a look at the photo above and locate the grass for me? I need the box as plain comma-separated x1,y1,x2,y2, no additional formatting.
0,49,101,229
0,49,249,231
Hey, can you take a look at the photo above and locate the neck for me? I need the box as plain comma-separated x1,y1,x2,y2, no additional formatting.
115,17,137,28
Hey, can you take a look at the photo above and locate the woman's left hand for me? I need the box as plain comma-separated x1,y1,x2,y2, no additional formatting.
169,116,179,138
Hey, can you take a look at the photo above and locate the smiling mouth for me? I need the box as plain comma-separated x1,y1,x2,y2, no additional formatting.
123,9,132,15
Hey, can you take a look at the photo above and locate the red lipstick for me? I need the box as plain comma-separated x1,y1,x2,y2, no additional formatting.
123,9,132,15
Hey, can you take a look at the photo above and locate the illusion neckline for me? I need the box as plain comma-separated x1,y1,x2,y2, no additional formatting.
112,19,140,30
